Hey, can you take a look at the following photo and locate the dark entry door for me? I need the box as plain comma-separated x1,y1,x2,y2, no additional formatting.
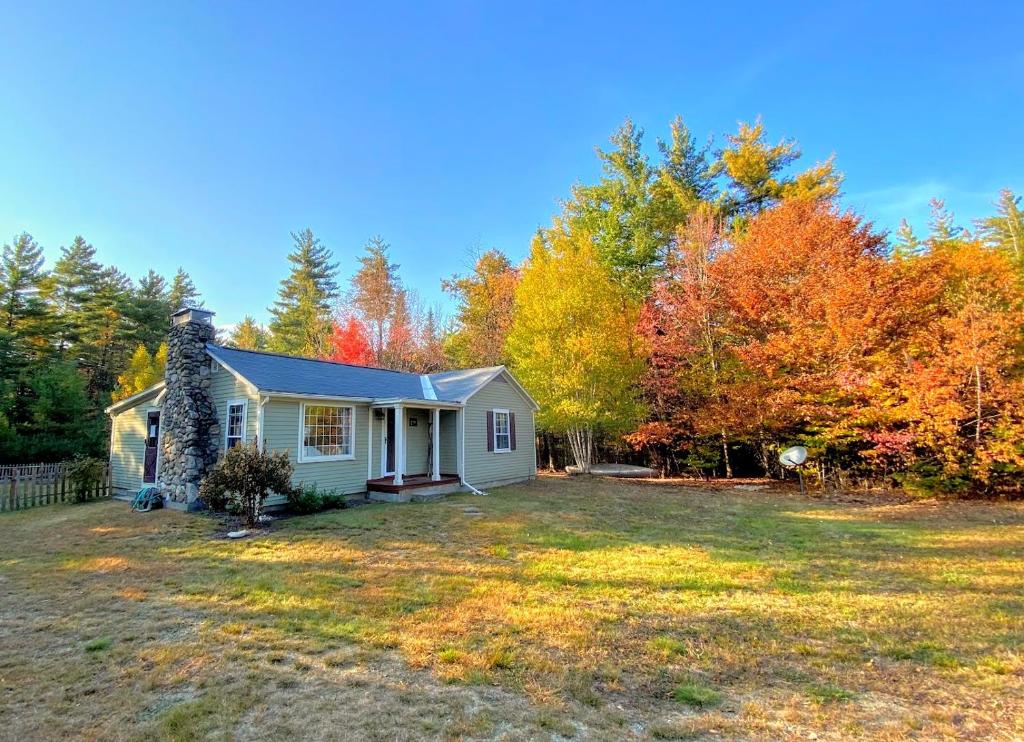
143,411,160,483
385,408,396,475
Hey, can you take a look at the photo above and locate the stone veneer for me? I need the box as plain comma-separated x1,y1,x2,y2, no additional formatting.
159,315,220,505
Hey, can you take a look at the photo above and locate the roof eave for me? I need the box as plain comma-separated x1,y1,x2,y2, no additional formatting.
104,381,166,415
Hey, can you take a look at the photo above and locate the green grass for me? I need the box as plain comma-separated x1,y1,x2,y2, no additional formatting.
84,636,113,653
1,474,1022,739
672,680,723,707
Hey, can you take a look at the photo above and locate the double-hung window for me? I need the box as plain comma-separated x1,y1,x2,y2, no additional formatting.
300,403,355,462
493,409,511,452
225,400,247,449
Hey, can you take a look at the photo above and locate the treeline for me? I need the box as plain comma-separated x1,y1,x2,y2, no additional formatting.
6,116,1022,495
0,235,201,461
501,118,1024,496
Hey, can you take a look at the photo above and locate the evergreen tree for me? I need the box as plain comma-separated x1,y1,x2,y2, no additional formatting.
351,236,401,357
892,219,922,258
976,188,1023,272
267,229,339,356
379,289,415,370
168,268,201,310
414,308,448,373
565,119,663,298
50,236,103,352
928,198,961,243
125,270,171,351
228,315,269,350
0,232,53,360
713,118,841,217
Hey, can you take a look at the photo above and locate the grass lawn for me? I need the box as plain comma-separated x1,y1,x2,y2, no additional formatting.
1,474,1022,740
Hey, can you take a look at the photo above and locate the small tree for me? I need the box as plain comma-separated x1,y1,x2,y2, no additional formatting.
199,443,294,528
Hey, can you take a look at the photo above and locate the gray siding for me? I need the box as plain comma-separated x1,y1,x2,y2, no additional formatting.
110,399,159,491
262,399,371,496
464,374,536,488
209,366,258,451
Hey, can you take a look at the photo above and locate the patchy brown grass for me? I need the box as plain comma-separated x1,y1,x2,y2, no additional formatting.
1,474,1022,740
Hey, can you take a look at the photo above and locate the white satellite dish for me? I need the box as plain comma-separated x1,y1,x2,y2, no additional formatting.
779,446,808,468
779,446,809,495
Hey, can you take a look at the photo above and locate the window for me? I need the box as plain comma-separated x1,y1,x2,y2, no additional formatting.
226,400,247,449
493,409,511,452
300,403,354,462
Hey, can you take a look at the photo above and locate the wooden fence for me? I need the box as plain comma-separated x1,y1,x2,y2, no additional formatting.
0,462,112,513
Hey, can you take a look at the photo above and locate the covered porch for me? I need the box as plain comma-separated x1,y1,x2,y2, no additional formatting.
366,400,462,500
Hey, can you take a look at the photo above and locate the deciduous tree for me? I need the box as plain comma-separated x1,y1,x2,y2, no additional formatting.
507,223,645,471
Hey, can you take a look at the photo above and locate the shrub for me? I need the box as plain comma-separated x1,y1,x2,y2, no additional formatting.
66,457,107,502
199,443,294,527
287,483,347,515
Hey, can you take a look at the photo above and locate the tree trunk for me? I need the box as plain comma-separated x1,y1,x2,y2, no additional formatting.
720,429,733,478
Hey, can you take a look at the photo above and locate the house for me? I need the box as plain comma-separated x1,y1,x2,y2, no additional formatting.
105,308,538,508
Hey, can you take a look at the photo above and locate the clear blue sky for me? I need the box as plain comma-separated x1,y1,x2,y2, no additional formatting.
2,2,1021,328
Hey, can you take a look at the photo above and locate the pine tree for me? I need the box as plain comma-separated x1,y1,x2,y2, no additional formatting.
168,268,201,310
0,232,53,358
414,308,448,373
50,235,104,352
927,198,961,243
892,219,922,258
228,315,269,350
351,236,401,358
125,270,171,351
714,118,841,217
379,290,415,370
565,119,663,298
976,188,1023,271
267,229,339,357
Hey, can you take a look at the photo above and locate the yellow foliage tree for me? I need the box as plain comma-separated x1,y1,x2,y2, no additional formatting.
506,223,645,471
111,342,167,401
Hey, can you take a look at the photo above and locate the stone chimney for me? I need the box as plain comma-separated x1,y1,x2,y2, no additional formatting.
160,308,220,507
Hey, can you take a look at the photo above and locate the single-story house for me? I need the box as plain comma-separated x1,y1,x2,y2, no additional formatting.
105,308,538,508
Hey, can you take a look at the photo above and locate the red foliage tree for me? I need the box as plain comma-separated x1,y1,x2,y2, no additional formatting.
327,315,376,366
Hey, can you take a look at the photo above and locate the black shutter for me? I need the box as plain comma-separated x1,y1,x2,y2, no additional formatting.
486,411,494,452
509,412,517,450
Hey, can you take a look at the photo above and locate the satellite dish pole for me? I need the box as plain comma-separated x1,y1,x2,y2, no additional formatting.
779,446,809,495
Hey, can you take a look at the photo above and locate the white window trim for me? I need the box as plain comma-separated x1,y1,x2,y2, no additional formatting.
298,401,356,463
225,398,248,450
492,408,512,453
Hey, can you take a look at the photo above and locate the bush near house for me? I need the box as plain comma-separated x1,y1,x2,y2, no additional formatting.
198,442,293,527
287,483,347,515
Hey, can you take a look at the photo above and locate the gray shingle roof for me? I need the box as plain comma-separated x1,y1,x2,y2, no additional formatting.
207,344,437,400
427,366,504,403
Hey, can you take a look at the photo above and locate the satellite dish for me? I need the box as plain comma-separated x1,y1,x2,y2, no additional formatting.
779,446,808,468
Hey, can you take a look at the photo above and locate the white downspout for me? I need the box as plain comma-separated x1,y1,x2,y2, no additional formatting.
456,405,488,496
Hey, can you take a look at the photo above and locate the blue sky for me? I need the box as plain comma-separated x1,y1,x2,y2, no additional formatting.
2,2,1021,328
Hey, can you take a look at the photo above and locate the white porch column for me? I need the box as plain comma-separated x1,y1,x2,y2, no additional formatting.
394,404,404,485
456,407,465,481
367,407,374,480
431,407,441,481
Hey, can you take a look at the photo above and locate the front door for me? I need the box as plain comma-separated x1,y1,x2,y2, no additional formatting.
383,408,396,476
143,411,160,483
